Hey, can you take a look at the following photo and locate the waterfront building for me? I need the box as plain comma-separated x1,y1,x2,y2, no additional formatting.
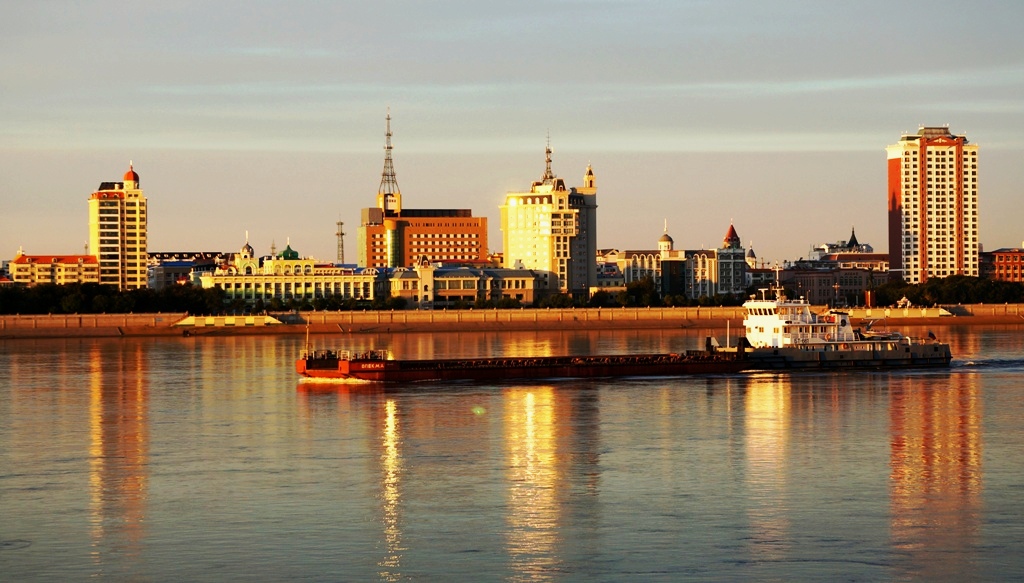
192,239,387,306
148,251,229,289
500,144,598,296
594,250,626,292
981,247,1024,283
780,267,876,307
886,126,979,284
357,113,488,269
9,252,99,286
808,227,874,260
661,224,747,300
775,229,887,306
598,224,686,295
87,162,148,290
388,260,542,309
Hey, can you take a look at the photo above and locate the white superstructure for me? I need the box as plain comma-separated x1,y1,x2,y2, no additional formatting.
742,288,857,348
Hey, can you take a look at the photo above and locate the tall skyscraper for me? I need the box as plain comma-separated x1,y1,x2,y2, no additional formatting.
886,127,979,284
500,144,598,296
88,162,148,289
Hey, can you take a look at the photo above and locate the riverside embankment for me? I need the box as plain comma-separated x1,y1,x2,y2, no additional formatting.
3,304,1024,339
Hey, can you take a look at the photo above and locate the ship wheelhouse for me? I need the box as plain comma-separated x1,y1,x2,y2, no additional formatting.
742,289,856,348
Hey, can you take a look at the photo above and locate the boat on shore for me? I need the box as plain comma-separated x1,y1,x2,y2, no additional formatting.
296,344,751,383
720,287,952,369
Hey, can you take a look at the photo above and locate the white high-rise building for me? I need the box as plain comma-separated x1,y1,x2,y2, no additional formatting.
500,145,597,296
88,162,148,290
886,127,979,284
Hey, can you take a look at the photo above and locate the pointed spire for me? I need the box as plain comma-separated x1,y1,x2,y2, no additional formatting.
663,219,668,233
848,226,859,249
723,223,741,249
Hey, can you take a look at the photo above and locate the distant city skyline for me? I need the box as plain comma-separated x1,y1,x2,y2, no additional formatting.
3,1,1023,265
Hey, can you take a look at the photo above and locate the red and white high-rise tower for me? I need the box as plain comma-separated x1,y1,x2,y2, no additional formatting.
886,127,979,284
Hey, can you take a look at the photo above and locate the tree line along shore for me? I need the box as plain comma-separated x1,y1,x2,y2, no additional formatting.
2,304,1023,340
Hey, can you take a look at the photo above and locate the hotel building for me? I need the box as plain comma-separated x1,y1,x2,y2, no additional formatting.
886,127,979,284
357,113,488,268
500,145,598,296
88,163,148,290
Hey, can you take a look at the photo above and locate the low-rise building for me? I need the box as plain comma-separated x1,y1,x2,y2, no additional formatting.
389,260,542,308
148,251,229,289
9,252,99,286
192,240,387,306
981,247,1024,282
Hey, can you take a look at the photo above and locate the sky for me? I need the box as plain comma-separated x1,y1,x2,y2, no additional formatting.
3,0,1023,267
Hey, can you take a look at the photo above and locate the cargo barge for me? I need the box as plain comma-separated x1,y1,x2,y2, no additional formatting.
296,344,750,383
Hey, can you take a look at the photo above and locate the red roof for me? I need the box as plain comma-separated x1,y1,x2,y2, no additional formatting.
90,190,125,199
723,224,740,244
12,254,98,264
123,162,139,183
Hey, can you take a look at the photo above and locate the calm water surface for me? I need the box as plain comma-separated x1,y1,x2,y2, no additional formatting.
2,327,1023,581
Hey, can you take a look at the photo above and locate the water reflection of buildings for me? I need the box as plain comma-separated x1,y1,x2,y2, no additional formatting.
889,374,983,580
378,399,404,581
88,341,149,573
319,382,601,581
744,376,792,561
504,387,561,578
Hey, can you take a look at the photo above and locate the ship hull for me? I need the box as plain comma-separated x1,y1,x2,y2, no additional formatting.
739,342,951,370
296,352,750,383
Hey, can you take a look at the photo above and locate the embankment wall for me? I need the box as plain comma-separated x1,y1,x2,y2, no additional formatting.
2,305,1022,339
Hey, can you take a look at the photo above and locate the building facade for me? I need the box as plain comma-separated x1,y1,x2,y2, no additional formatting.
981,247,1024,283
388,261,542,309
193,240,387,306
664,224,747,300
88,163,148,290
148,251,229,289
886,126,979,284
9,253,99,286
357,113,488,269
500,145,598,296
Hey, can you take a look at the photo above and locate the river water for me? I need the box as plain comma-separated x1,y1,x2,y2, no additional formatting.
1,326,1023,581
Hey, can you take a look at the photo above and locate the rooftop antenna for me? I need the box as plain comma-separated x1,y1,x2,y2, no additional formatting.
542,131,554,181
335,218,346,264
378,108,401,212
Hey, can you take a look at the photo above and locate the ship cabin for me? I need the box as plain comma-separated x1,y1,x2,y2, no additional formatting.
743,288,857,348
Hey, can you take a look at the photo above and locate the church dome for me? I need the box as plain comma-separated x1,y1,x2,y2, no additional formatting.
659,232,674,244
123,162,139,184
241,242,255,257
